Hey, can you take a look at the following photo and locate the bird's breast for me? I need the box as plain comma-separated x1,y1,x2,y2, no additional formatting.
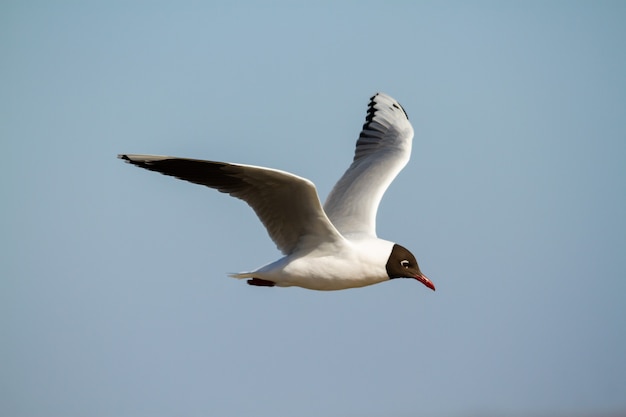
255,239,394,290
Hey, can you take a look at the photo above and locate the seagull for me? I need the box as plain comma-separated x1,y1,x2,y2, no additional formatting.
119,93,434,291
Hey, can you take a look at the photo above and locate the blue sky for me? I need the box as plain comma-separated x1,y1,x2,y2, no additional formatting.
2,1,625,416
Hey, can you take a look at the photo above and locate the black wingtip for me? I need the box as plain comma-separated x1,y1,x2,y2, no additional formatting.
118,154,146,167
118,154,151,170
370,92,409,120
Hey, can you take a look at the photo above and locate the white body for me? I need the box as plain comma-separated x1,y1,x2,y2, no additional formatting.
232,238,395,290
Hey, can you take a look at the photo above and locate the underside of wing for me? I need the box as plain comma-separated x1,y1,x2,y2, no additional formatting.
119,154,345,254
323,93,414,238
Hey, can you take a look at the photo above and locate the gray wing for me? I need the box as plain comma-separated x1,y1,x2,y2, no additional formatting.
119,154,345,254
323,93,414,238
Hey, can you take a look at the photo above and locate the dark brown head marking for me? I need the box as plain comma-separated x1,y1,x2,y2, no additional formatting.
385,244,435,291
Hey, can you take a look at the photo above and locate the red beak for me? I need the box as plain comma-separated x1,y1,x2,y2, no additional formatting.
415,274,435,291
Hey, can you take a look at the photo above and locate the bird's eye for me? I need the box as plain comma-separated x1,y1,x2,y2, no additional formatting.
400,260,410,268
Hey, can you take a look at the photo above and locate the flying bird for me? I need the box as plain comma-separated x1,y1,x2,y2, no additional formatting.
119,93,434,291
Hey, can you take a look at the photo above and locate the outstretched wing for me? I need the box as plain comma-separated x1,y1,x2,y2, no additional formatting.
323,93,414,238
119,155,345,254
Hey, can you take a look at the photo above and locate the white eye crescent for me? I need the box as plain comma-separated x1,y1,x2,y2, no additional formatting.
400,260,410,268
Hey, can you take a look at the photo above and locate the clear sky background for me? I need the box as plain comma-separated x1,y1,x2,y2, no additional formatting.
2,1,625,417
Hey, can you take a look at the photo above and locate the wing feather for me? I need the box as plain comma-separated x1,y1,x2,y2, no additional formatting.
323,93,414,238
119,155,344,254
